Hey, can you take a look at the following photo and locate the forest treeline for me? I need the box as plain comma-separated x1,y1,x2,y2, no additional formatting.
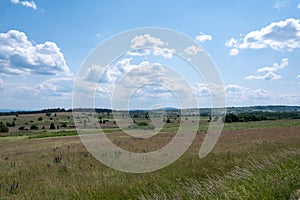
225,112,300,123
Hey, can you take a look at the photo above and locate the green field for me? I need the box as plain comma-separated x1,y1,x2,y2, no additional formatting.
0,113,299,199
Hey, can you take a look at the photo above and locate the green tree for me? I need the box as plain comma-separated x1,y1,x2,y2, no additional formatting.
50,123,56,130
0,123,9,133
30,124,39,130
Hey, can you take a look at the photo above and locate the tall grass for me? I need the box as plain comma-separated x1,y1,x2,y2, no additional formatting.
138,150,300,200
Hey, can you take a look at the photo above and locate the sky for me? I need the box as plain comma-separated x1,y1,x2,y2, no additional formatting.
0,0,300,110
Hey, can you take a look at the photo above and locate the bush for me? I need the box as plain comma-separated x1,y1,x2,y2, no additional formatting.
0,123,9,132
30,124,39,130
128,122,155,130
61,122,67,128
18,126,25,130
50,123,56,130
38,117,43,121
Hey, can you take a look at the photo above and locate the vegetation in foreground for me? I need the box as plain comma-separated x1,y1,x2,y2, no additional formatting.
0,118,299,199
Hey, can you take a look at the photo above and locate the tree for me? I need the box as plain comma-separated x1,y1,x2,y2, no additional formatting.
0,124,9,133
50,123,56,130
225,114,239,123
30,124,39,130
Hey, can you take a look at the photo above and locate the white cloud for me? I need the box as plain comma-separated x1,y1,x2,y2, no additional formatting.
184,45,203,55
10,0,19,3
298,3,300,8
226,18,300,53
245,58,288,81
153,47,175,58
257,58,288,73
0,77,74,104
84,64,106,83
244,72,282,80
273,0,292,9
194,83,271,106
225,85,270,100
10,0,37,10
78,58,197,109
195,32,212,43
226,38,240,56
129,34,175,58
130,34,166,49
225,38,238,48
279,94,300,104
35,78,74,96
229,48,239,56
0,30,70,76
297,75,300,79
127,49,151,57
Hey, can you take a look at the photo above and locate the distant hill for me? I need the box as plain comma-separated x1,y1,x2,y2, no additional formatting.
0,105,299,116
225,105,300,114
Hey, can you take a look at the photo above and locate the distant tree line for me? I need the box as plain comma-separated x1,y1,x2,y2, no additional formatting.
225,112,300,123
0,108,69,116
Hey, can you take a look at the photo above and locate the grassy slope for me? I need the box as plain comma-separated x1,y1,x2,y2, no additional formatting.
0,118,299,199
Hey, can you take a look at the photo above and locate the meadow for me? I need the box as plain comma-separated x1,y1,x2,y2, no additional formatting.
0,112,299,199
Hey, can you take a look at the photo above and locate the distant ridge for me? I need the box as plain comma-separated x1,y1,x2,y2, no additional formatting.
0,105,299,116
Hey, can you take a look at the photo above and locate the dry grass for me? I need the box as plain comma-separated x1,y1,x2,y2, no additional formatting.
0,118,299,199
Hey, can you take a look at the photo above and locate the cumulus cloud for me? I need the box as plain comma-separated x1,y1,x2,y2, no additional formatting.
129,34,175,58
35,77,74,97
226,18,300,55
152,47,175,58
10,0,37,10
279,94,300,104
297,75,300,79
257,58,288,73
130,34,166,49
0,30,70,76
77,58,198,109
184,45,203,55
194,83,270,106
245,58,288,81
244,72,282,80
229,48,239,56
195,32,212,43
225,84,270,100
225,38,238,48
298,3,300,8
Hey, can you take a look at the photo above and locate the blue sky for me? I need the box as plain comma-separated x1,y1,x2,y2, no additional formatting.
0,0,300,109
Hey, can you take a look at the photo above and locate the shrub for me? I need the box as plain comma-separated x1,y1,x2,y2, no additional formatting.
0,123,9,132
18,126,25,130
38,117,43,121
50,123,56,130
61,122,67,128
128,122,155,130
30,124,39,130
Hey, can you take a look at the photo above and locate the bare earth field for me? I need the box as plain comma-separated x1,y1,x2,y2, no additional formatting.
0,113,299,199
